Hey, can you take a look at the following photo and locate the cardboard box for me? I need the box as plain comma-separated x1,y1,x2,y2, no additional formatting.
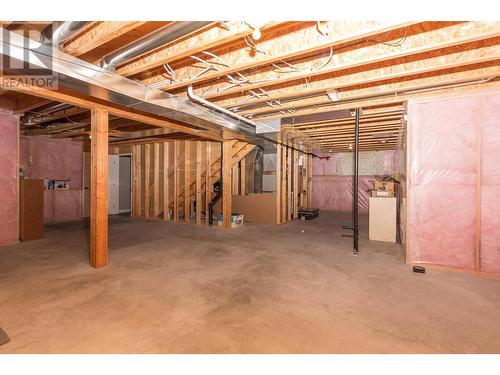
374,180,395,193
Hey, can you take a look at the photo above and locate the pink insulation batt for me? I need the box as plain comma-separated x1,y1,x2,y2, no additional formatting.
407,89,500,273
0,113,19,245
20,136,84,223
312,151,395,214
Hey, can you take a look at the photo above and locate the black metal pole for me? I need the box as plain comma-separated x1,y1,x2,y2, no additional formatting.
353,108,360,254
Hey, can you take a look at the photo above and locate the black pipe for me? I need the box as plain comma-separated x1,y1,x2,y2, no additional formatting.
353,108,360,254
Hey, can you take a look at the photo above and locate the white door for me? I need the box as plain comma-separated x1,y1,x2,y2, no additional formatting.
82,152,120,216
108,155,120,215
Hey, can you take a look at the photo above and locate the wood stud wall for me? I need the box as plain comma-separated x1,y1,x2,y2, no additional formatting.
131,140,311,228
274,144,313,225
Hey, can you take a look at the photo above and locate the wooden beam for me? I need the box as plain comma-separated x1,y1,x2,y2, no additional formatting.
173,140,180,222
163,142,170,221
89,108,108,268
14,96,52,114
145,21,416,91
276,144,282,224
63,21,147,57
196,141,202,224
250,63,500,119
184,141,191,223
216,44,500,110
153,142,160,217
12,88,223,141
201,21,500,101
119,22,284,77
222,140,232,229
144,144,151,218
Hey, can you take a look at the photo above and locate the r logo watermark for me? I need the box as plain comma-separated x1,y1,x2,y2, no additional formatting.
0,23,58,90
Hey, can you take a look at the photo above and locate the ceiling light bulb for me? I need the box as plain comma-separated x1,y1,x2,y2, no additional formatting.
252,28,261,40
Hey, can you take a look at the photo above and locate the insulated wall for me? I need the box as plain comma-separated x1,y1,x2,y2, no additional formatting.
0,112,18,246
407,89,500,274
312,150,396,213
20,136,84,223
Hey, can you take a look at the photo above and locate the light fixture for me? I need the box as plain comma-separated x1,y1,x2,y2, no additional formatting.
349,142,353,150
245,21,267,41
252,28,261,40
327,89,340,102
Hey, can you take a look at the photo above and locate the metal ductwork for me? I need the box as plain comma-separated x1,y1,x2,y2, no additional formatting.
42,21,91,47
100,22,213,70
0,27,318,154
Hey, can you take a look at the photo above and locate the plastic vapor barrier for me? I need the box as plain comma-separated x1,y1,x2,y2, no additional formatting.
407,89,500,274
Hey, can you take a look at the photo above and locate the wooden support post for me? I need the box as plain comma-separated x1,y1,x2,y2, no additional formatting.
222,140,232,229
276,144,281,224
153,142,160,218
281,146,287,223
184,141,191,223
89,108,108,268
144,144,151,218
163,142,170,221
287,145,292,222
205,142,211,225
307,154,313,208
293,150,299,219
196,141,202,225
173,140,179,222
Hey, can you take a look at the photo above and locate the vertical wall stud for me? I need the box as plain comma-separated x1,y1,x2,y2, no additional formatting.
163,142,170,221
222,140,232,229
196,141,202,225
174,140,179,222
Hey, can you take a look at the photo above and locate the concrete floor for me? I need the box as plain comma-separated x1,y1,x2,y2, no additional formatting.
0,211,499,353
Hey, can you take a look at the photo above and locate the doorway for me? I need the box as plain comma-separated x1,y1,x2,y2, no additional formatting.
82,153,131,217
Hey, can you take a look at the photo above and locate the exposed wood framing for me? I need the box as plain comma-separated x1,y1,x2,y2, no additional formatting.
307,154,313,208
117,22,285,78
276,144,282,224
64,21,147,57
144,144,151,218
196,141,202,224
205,141,212,225
240,158,246,195
163,142,170,221
293,149,299,218
174,140,180,222
89,108,108,268
153,142,160,217
281,146,287,223
222,140,232,229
